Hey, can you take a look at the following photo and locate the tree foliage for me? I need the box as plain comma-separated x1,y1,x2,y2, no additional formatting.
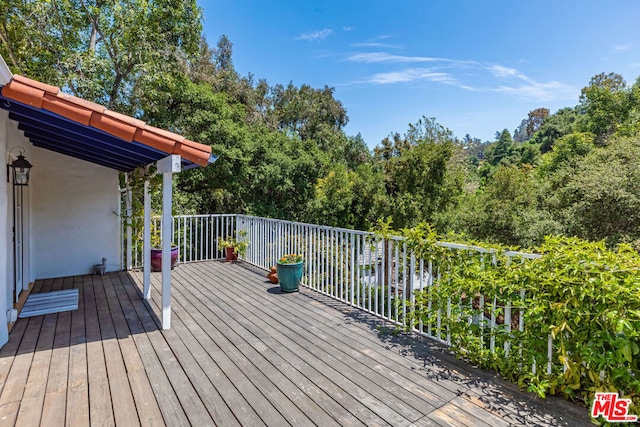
0,0,203,113
579,72,633,144
4,2,640,253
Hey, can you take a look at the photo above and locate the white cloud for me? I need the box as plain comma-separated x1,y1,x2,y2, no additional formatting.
296,29,333,42
347,52,447,63
612,42,634,52
482,64,576,100
343,26,355,32
339,50,576,102
364,68,457,85
492,81,575,101
350,42,403,49
486,64,530,82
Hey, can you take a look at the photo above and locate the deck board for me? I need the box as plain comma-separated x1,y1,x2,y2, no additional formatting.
0,261,591,427
112,273,191,427
84,275,115,427
95,274,140,427
209,264,451,401
166,271,339,427
41,310,71,427
65,276,90,427
13,313,56,427
104,274,165,427
176,263,421,425
168,266,384,426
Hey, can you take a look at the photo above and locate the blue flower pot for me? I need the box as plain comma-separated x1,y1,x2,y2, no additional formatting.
276,261,303,293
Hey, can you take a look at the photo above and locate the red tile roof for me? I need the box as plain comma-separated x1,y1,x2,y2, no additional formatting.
1,75,212,167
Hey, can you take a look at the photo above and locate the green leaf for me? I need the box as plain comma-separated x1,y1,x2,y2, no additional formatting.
622,344,633,363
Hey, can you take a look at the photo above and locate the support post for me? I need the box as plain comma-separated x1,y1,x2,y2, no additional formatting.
143,179,151,299
161,172,171,329
125,175,133,270
157,155,181,330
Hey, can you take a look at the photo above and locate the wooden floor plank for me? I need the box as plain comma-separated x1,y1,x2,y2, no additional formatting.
51,277,65,292
14,313,57,427
65,276,90,427
40,310,71,427
84,275,115,427
167,264,402,427
427,400,495,427
162,268,360,425
207,264,445,408
0,401,20,426
449,395,511,427
0,316,43,407
104,274,165,427
166,273,335,427
185,262,431,424
0,317,28,395
160,312,268,426
223,264,506,405
0,261,590,427
145,274,293,427
113,272,191,427
93,274,140,427
129,272,238,426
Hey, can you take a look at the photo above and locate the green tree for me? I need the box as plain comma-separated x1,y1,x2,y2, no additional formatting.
579,72,632,144
546,135,640,248
0,0,203,113
439,165,559,248
484,129,516,166
268,83,348,144
529,107,581,153
538,132,594,176
374,117,462,229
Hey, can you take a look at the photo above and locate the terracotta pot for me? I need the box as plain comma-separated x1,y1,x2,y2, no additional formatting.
225,247,238,261
267,272,279,284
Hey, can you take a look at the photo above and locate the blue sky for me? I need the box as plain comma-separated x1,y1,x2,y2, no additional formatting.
198,1,640,147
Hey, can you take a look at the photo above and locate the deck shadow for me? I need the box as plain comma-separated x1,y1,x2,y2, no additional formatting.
298,289,590,427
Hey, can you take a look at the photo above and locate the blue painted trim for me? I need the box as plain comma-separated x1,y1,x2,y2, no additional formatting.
0,92,207,172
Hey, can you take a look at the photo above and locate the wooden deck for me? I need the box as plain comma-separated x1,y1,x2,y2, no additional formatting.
0,261,589,426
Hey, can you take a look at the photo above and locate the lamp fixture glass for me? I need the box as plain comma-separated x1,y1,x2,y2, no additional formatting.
10,153,32,186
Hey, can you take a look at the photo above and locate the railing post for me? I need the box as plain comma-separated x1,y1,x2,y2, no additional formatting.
142,179,151,299
125,174,133,270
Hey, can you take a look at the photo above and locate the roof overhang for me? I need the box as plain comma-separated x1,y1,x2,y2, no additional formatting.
0,62,216,172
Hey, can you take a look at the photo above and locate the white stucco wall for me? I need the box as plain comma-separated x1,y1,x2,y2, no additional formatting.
32,146,120,279
5,114,33,294
0,110,10,346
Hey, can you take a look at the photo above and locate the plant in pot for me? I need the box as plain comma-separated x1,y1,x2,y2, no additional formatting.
218,230,248,261
150,229,179,272
276,254,303,293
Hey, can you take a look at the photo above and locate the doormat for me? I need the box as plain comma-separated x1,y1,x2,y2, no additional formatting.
19,288,79,318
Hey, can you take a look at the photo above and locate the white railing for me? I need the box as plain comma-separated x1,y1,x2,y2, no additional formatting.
124,214,237,268
123,213,554,376
235,215,553,376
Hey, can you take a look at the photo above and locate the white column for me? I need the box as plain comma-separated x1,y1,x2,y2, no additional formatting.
156,155,181,330
0,111,10,348
125,175,133,270
143,179,151,299
161,171,172,329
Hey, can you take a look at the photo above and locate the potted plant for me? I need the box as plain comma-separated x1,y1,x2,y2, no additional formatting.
218,230,248,261
150,229,179,272
276,254,303,293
